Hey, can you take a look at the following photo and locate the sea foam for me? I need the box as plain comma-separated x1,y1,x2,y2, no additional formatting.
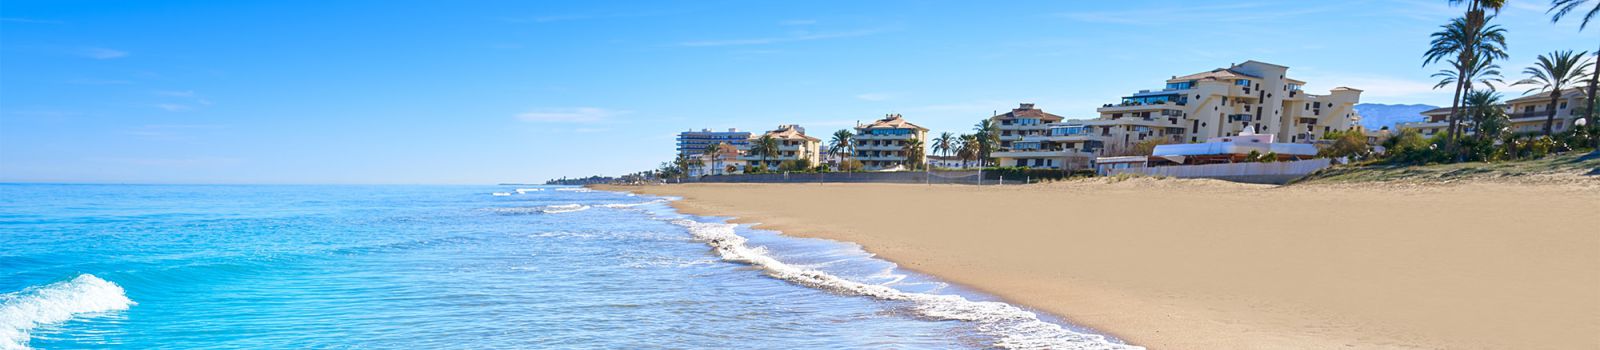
0,274,135,350
540,204,591,214
514,188,543,194
672,220,1143,350
597,199,668,208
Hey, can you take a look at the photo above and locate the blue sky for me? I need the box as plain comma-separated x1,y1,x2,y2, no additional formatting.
2,0,1594,184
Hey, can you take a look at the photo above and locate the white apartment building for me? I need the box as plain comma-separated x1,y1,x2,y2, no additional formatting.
990,103,1102,169
1397,87,1590,136
853,114,929,171
740,124,822,170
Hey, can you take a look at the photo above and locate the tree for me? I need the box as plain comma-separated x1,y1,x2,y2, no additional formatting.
1513,50,1594,135
901,137,926,171
1424,13,1509,153
702,143,723,175
749,135,780,172
955,134,978,169
1130,138,1171,156
1549,0,1600,147
1319,129,1371,160
932,132,955,159
1463,90,1511,157
828,129,855,171
972,119,998,166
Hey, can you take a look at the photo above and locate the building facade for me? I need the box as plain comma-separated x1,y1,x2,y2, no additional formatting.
1396,87,1591,136
989,103,1101,169
741,124,822,170
853,114,929,171
676,128,751,159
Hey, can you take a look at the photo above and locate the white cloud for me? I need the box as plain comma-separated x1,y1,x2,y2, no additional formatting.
78,47,128,59
515,107,626,123
855,93,893,101
155,103,192,112
677,29,884,47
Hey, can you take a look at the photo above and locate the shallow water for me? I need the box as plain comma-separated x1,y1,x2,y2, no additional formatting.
0,184,1137,349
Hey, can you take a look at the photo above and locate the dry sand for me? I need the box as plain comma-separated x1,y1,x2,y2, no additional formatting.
595,178,1600,350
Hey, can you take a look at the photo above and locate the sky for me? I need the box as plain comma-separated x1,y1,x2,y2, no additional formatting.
2,0,1595,184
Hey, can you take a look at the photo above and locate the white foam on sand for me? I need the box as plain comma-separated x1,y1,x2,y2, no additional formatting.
553,188,592,192
0,274,135,350
672,220,1143,350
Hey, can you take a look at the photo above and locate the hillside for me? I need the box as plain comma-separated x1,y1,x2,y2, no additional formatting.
1354,103,1437,130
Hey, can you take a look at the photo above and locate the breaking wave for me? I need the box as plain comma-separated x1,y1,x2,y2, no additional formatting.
1,274,135,350
491,192,512,196
514,188,543,194
597,199,669,208
540,204,590,214
553,188,592,193
671,220,1142,350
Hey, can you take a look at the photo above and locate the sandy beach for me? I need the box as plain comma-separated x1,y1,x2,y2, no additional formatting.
596,179,1600,349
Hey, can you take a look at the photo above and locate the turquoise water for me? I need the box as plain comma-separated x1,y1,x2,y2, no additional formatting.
0,184,1137,349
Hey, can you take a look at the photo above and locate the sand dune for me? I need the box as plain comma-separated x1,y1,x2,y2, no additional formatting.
597,179,1600,349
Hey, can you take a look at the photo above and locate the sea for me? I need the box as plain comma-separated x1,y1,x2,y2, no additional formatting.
0,184,1139,349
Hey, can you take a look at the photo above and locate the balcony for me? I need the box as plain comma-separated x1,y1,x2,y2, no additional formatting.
854,143,903,150
854,133,915,140
1097,102,1183,113
992,149,1092,158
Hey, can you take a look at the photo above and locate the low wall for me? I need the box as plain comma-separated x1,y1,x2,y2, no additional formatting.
1108,158,1333,184
669,170,1026,185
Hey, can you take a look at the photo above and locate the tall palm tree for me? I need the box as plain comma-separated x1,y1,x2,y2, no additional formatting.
1424,14,1509,151
828,129,854,171
1432,55,1505,138
900,137,926,171
749,135,780,172
1513,50,1594,135
972,119,998,166
932,132,955,159
1549,0,1600,146
1463,90,1511,146
702,142,724,175
955,134,978,169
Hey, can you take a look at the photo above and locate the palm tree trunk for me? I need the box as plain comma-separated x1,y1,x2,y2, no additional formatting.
1446,74,1466,151
1589,41,1599,148
1544,92,1560,136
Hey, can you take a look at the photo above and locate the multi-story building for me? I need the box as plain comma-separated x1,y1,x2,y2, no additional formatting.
741,124,822,170
1091,60,1363,156
989,103,1101,169
691,143,746,176
853,114,929,170
676,128,751,159
1397,87,1590,136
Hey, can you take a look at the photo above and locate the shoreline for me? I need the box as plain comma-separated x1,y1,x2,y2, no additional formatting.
594,179,1600,349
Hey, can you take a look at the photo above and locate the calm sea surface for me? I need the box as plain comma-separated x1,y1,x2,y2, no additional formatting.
0,184,1137,349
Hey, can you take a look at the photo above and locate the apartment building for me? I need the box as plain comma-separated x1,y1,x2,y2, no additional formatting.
1397,87,1590,136
853,114,929,171
741,124,822,170
676,128,751,159
989,103,1101,169
691,143,746,176
1092,60,1363,155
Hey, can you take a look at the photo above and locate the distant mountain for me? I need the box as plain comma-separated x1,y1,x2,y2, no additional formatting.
1354,103,1438,130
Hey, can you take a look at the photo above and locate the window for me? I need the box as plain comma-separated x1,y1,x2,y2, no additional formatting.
1235,79,1251,86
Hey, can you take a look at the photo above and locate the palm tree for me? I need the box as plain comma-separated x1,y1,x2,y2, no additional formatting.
955,134,978,168
1432,55,1504,139
1513,50,1594,135
749,135,780,172
1463,90,1511,146
900,137,926,171
702,142,724,175
1549,0,1600,146
828,129,854,171
1424,14,1509,152
972,119,998,166
932,132,955,159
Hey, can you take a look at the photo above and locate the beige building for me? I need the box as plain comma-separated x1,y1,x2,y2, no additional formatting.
1397,87,1590,136
741,124,821,170
990,103,1101,169
853,114,929,171
1092,60,1363,156
691,143,746,176
987,60,1362,170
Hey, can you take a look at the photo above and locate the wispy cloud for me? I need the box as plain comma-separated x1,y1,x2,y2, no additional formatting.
855,93,894,101
155,103,193,112
515,107,627,123
1,17,65,24
677,29,885,47
1055,2,1339,25
77,47,128,59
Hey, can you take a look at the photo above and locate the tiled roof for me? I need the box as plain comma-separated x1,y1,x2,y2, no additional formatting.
991,103,1065,121
1169,68,1259,82
859,114,929,131
762,126,820,142
1505,87,1586,104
